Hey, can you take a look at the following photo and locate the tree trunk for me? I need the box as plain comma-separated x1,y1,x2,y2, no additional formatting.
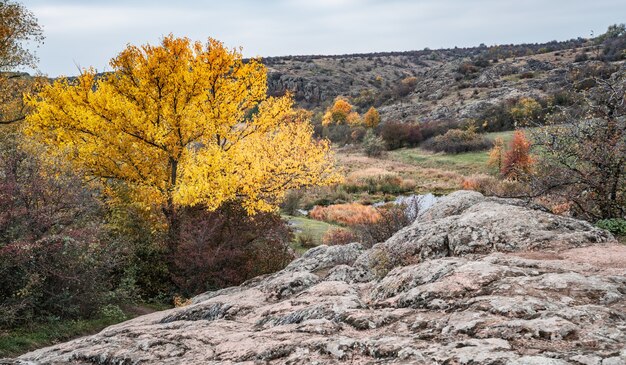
164,157,180,250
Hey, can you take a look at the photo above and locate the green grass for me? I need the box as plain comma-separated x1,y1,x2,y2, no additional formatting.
0,303,171,358
389,130,517,176
283,215,340,254
485,130,516,143
0,316,122,358
390,148,490,174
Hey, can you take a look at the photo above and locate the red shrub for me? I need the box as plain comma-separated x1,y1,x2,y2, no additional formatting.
171,203,294,295
322,228,357,246
501,130,534,179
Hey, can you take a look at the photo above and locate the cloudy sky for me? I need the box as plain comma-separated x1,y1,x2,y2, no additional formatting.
20,0,626,77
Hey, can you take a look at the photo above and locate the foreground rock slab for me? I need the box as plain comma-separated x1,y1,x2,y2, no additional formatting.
5,191,625,365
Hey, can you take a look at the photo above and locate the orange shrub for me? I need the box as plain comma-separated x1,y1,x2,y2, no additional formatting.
309,203,381,226
502,130,533,179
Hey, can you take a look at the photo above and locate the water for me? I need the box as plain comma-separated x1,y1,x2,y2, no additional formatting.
297,193,440,217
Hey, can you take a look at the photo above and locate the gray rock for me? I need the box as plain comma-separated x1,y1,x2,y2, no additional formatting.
5,191,625,365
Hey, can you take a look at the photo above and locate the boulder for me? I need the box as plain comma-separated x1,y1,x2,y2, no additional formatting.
5,191,624,365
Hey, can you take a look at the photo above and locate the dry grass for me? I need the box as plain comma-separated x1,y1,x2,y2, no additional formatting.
335,149,464,194
310,203,381,226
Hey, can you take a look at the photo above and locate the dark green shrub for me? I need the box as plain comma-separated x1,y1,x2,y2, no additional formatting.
596,219,626,236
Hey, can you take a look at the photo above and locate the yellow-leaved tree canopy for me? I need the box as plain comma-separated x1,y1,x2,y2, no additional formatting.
25,35,341,234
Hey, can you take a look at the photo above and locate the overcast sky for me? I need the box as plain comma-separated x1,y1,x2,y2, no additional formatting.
20,0,626,77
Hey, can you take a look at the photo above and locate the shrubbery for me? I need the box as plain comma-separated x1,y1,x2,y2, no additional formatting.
343,174,416,195
171,204,294,296
595,219,626,236
0,232,122,328
352,202,420,247
461,174,529,197
362,129,385,157
421,128,493,154
309,203,381,226
380,121,422,150
322,228,357,246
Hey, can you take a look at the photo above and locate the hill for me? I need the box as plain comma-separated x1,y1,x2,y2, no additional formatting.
263,37,624,125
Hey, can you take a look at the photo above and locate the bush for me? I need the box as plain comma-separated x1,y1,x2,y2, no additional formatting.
501,130,533,180
296,230,317,249
280,189,304,216
419,119,461,140
343,172,415,195
309,203,381,226
350,126,367,143
352,202,420,248
324,123,352,145
461,174,530,197
574,52,588,62
0,232,121,328
421,129,493,154
322,228,357,246
380,121,422,150
595,219,626,236
171,203,294,296
395,76,417,97
362,130,385,157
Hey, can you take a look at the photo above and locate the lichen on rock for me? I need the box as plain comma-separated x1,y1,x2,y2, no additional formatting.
4,191,625,365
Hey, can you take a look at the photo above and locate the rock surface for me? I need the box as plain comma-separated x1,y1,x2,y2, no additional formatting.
5,191,625,365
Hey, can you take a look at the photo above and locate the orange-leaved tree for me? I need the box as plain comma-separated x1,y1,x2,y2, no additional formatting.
501,130,533,180
25,35,341,241
322,96,360,126
363,106,381,128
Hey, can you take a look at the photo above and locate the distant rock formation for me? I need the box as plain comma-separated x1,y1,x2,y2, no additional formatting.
6,191,625,364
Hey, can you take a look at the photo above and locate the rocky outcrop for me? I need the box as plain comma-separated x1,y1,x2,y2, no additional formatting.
6,191,625,365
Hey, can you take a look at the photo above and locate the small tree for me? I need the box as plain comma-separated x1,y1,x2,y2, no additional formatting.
487,137,505,173
363,106,381,128
501,130,533,180
362,129,385,157
0,0,44,125
322,97,360,126
529,73,625,220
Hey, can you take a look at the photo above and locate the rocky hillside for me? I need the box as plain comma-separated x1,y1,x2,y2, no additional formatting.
6,191,625,364
264,38,625,124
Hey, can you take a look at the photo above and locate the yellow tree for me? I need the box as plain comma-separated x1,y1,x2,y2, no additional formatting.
322,96,360,126
487,137,504,173
362,106,380,129
25,35,341,240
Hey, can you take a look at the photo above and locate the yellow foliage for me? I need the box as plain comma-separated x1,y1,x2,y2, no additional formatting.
511,97,541,126
363,107,380,128
25,35,342,216
322,97,360,126
487,137,505,172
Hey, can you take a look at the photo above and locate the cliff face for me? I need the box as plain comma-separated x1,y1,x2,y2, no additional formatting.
263,41,624,126
7,191,625,365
